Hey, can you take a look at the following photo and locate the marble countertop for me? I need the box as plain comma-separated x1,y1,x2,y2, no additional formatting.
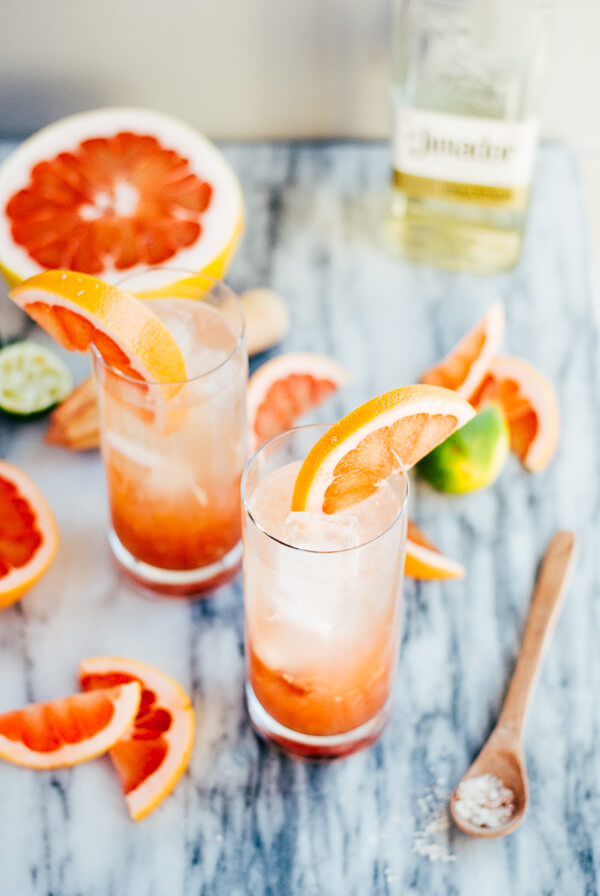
0,140,599,896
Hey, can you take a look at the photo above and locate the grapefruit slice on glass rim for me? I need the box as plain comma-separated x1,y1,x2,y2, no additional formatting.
405,520,465,580
0,107,243,286
421,303,504,400
79,656,195,821
0,683,141,769
291,384,475,514
472,356,559,472
0,460,59,609
247,352,350,452
9,270,187,385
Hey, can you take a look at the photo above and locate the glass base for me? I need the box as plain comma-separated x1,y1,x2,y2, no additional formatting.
108,527,242,597
245,681,392,760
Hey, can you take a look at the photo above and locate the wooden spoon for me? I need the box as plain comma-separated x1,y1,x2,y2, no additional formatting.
450,530,577,838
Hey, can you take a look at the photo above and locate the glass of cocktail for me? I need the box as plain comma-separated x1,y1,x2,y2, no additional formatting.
241,423,408,758
92,268,247,596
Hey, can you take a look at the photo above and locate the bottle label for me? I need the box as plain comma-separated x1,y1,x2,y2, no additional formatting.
391,107,537,207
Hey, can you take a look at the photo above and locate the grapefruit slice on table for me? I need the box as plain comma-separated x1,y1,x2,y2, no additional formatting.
0,107,243,285
247,352,350,452
0,683,141,769
79,656,194,821
421,303,504,400
9,270,187,384
405,520,465,580
291,384,475,514
472,356,559,472
0,460,59,609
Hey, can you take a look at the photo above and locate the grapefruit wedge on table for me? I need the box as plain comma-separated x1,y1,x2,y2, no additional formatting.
421,303,504,400
405,520,465,580
247,352,351,451
0,460,58,609
79,656,194,821
473,356,559,472
9,270,187,383
291,384,475,514
0,107,243,285
0,683,141,769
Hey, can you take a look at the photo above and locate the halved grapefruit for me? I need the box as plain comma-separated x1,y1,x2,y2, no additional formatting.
0,107,243,286
9,270,187,384
421,303,504,400
291,384,475,514
0,460,59,609
472,356,559,472
405,520,465,580
0,683,141,769
247,352,350,451
79,656,194,821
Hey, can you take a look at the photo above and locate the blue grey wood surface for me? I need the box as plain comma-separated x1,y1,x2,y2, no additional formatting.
0,140,598,896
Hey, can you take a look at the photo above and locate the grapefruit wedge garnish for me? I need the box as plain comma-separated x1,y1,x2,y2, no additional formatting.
472,356,559,472
79,656,194,821
421,303,504,400
0,683,141,769
9,270,186,383
405,520,465,580
0,107,243,285
291,384,475,514
0,460,59,609
247,352,350,451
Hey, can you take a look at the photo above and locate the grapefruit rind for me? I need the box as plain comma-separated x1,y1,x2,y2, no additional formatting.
0,682,141,769
79,656,195,822
0,107,244,285
291,385,475,514
0,460,59,609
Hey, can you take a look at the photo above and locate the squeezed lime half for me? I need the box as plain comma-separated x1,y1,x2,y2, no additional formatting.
0,340,73,415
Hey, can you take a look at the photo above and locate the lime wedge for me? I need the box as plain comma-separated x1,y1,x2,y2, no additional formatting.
0,341,73,415
416,404,509,493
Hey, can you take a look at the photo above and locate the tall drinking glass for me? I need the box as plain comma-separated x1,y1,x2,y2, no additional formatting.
241,424,408,758
92,269,247,596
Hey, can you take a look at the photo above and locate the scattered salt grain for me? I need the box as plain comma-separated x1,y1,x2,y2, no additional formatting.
454,773,515,829
413,791,456,864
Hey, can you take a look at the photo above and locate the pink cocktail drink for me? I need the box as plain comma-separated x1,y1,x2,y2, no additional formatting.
93,271,247,595
242,424,408,758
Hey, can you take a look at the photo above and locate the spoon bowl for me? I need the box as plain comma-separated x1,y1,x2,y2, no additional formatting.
450,739,527,838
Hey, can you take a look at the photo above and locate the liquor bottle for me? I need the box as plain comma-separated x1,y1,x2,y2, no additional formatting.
386,0,554,273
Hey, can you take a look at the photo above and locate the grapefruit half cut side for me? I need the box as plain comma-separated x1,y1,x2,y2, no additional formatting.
0,107,243,286
0,460,59,609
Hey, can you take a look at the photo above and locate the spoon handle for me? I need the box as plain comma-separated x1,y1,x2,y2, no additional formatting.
496,531,577,739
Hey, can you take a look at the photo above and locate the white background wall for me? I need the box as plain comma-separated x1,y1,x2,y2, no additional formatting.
2,0,599,261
